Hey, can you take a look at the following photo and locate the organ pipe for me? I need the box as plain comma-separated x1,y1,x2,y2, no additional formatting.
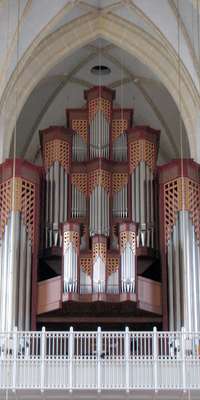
119,223,137,293
128,127,160,249
89,111,110,159
40,127,72,248
159,159,200,331
0,159,40,331
113,133,127,161
72,133,87,161
92,235,107,293
89,185,110,236
71,185,86,218
63,223,80,293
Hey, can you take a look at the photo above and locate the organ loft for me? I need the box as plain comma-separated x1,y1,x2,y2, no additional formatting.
0,85,200,332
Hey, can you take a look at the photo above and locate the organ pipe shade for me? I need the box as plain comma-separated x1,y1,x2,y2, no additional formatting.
92,236,107,293
0,161,40,332
128,127,160,249
119,223,137,293
159,160,200,331
63,223,80,293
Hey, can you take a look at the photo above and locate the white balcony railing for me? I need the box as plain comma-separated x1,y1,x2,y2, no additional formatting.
0,327,200,392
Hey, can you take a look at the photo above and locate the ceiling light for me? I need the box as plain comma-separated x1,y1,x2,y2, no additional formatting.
91,65,111,75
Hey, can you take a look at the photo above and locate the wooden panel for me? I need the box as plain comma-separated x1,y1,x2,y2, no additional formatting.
138,276,162,315
37,276,62,315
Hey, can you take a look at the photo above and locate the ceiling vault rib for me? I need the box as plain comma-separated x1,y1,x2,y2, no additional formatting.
0,0,33,85
124,0,200,84
168,0,200,82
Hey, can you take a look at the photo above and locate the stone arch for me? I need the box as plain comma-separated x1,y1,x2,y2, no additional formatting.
0,12,199,161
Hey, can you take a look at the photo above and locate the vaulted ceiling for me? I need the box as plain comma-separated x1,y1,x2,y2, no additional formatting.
1,0,200,164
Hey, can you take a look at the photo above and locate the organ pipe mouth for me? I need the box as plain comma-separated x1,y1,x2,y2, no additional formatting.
91,65,111,75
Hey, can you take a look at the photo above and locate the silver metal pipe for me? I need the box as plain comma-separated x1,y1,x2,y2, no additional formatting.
7,211,20,331
53,160,59,246
179,211,192,331
18,221,27,330
59,165,64,223
0,238,2,329
150,171,154,247
191,220,198,332
196,242,200,331
25,238,32,331
64,172,68,222
49,165,53,247
167,235,174,331
173,220,181,331
0,228,6,332
45,170,49,247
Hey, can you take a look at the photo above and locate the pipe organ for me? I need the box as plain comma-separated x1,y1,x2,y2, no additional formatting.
0,159,40,331
2,85,200,331
159,160,200,331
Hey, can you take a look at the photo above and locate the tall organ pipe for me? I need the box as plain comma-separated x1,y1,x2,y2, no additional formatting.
63,223,80,293
128,127,160,249
40,127,72,248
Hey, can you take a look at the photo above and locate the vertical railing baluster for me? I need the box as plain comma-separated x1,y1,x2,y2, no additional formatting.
69,327,74,392
41,327,46,392
153,327,158,392
97,327,101,392
12,327,17,392
125,327,130,392
181,327,186,393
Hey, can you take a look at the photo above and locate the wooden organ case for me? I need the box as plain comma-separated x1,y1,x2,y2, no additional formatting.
37,86,162,330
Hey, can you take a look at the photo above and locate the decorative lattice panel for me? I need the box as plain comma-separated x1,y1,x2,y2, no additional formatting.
112,119,128,141
63,231,80,253
88,170,111,194
164,177,200,245
107,257,119,276
72,119,88,143
119,231,136,254
71,173,87,195
80,257,92,276
92,242,107,264
44,139,70,171
21,180,36,244
112,173,128,193
129,139,157,172
0,179,12,238
89,97,111,122
0,177,36,244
